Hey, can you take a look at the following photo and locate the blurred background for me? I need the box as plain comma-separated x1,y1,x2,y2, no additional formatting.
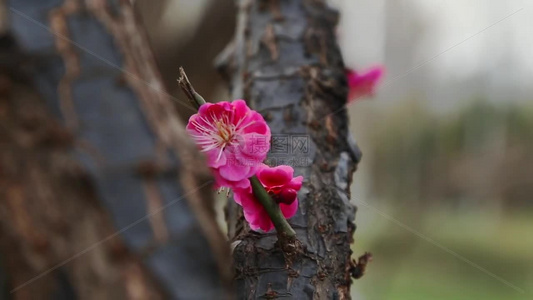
136,0,532,299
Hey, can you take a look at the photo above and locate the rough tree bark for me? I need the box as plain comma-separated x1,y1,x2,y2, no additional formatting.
218,0,361,299
1,0,231,299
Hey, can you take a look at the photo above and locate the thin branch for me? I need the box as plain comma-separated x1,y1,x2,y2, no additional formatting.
177,66,206,109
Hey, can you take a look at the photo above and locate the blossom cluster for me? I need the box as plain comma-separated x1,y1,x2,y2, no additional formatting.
187,100,302,231
185,64,385,232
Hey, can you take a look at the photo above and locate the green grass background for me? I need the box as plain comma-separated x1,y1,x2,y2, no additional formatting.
352,208,532,299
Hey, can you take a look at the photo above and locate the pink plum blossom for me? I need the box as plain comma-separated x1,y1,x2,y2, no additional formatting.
233,164,303,232
346,66,385,103
186,100,271,189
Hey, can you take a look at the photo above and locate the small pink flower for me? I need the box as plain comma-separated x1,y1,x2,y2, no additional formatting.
346,66,385,103
186,100,271,189
233,164,303,232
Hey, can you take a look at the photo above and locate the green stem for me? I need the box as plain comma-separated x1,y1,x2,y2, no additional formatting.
192,92,206,108
250,176,296,239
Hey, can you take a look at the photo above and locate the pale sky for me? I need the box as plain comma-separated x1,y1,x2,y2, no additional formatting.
334,0,533,108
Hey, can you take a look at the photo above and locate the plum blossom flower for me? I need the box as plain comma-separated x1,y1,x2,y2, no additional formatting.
346,66,385,103
186,100,271,189
233,164,303,232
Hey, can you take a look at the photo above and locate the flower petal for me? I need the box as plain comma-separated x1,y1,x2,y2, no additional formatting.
280,199,298,220
213,172,250,190
286,175,303,191
218,161,251,182
205,148,227,168
257,165,294,187
346,66,385,103
234,188,274,232
278,188,298,204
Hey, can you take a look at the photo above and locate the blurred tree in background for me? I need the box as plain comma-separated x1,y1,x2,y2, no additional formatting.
369,100,533,212
1,0,231,298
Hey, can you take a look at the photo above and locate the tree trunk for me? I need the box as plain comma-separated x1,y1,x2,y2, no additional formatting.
1,0,231,299
219,0,361,299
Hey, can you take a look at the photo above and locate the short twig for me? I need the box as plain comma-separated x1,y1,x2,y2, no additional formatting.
177,66,206,109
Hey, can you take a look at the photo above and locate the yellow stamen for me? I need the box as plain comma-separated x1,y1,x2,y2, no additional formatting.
216,121,233,142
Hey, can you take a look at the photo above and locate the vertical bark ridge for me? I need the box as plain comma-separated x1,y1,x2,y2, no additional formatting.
220,0,361,299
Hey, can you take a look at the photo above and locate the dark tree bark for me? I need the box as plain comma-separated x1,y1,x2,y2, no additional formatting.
219,0,361,299
1,0,231,299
